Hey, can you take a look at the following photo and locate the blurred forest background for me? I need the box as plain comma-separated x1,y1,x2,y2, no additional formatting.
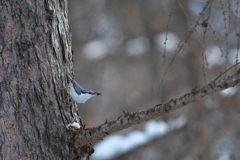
67,0,240,159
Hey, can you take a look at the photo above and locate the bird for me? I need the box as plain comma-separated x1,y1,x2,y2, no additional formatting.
63,74,101,104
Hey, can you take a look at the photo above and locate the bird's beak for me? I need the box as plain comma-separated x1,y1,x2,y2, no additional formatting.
96,92,101,95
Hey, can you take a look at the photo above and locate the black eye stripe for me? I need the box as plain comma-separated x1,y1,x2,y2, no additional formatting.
82,91,94,94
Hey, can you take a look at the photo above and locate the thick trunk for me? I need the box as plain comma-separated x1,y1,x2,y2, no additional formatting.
0,0,82,159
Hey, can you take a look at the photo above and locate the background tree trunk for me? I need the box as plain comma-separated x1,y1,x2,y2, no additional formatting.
0,0,80,159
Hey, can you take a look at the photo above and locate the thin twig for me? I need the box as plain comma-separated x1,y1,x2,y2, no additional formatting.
213,62,240,83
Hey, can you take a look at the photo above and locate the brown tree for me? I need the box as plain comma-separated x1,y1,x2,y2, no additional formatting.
0,0,79,159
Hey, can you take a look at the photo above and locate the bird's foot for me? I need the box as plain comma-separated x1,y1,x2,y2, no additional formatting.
68,101,72,108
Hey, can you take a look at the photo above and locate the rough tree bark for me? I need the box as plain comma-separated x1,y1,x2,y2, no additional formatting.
0,0,90,159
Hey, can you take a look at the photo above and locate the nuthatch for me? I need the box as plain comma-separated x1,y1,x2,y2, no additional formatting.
63,75,101,104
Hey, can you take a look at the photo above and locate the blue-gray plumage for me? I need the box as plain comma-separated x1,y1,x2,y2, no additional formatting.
64,75,101,103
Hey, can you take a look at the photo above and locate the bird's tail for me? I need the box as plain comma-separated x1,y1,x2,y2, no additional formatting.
67,74,74,83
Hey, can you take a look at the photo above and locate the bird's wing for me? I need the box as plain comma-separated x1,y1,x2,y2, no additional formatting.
72,80,84,95
68,75,84,95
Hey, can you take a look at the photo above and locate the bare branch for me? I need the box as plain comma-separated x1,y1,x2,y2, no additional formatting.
72,72,240,147
213,62,240,83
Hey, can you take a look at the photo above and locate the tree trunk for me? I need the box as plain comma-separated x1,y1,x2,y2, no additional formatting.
0,0,84,159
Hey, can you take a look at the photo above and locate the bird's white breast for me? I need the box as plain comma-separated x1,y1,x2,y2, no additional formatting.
69,86,94,103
